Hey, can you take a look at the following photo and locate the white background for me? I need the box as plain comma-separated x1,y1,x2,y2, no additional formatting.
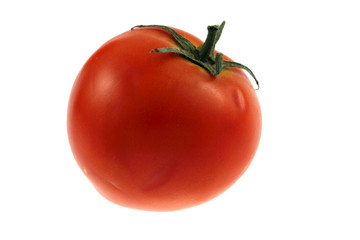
1,0,359,239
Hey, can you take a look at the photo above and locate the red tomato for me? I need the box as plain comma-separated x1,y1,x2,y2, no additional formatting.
67,22,261,211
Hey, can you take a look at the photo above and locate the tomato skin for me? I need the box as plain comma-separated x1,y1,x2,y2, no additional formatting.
67,26,261,211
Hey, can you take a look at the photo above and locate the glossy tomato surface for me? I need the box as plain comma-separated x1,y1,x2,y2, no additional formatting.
67,26,261,211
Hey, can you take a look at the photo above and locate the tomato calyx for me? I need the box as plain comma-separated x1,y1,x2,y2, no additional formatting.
132,21,259,90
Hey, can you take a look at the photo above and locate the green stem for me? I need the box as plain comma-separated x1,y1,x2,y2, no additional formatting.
132,21,260,90
198,25,219,62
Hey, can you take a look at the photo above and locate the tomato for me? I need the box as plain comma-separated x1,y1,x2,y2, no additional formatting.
67,21,261,211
